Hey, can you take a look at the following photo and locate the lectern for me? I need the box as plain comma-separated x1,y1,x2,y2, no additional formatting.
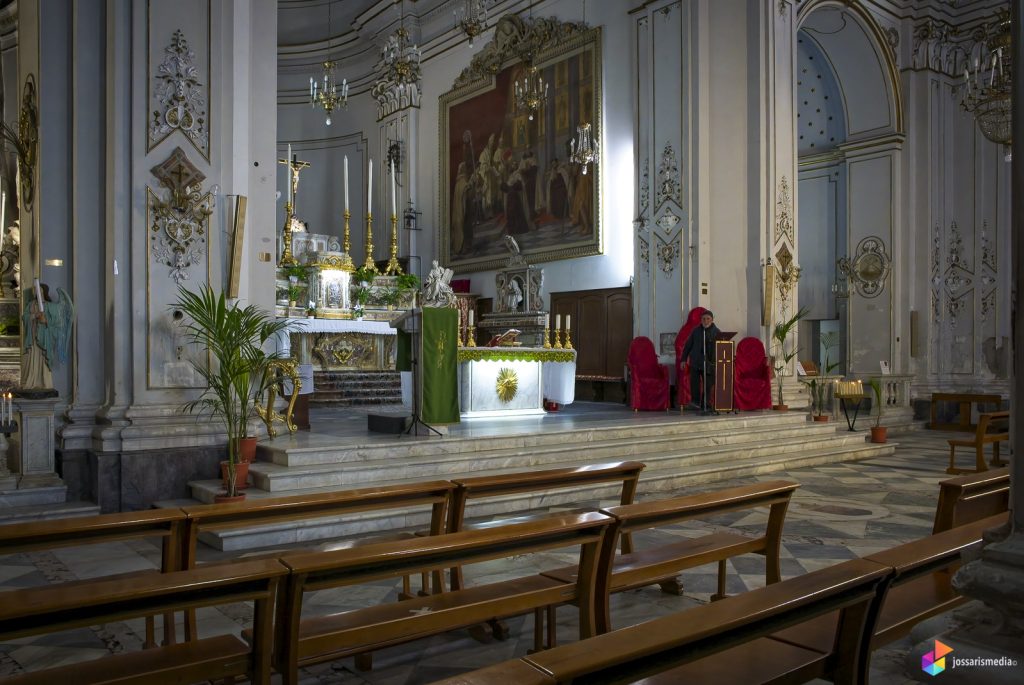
713,332,737,412
391,308,459,434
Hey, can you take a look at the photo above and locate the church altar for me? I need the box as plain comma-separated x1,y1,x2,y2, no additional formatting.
457,347,576,418
279,317,397,372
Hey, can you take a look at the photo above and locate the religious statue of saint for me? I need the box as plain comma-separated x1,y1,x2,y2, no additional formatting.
21,282,75,390
423,260,456,308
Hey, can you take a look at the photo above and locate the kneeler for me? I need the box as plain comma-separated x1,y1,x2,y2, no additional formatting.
714,340,735,411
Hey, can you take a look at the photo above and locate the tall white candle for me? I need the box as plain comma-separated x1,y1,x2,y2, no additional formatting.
367,158,373,212
545,313,550,328
286,144,293,203
1,190,5,230
390,162,397,216
468,309,474,327
566,315,571,331
555,314,561,331
34,278,44,311
343,156,349,212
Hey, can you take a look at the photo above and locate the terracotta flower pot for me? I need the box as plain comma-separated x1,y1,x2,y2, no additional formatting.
812,414,830,422
237,436,258,463
214,492,246,504
220,459,250,490
773,404,789,412
870,426,888,443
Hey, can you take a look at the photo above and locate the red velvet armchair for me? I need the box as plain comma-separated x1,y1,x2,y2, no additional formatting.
674,306,709,407
627,336,670,411
734,337,773,410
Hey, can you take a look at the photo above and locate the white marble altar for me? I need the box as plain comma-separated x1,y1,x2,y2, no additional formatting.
457,347,576,418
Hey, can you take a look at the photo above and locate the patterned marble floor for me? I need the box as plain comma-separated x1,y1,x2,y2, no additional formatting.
0,428,1003,684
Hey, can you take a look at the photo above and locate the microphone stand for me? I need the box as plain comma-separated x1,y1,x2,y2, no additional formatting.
701,325,717,416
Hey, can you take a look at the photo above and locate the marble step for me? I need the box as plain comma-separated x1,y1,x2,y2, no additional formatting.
0,484,68,509
258,412,814,468
190,441,894,552
0,500,100,525
242,430,868,493
310,397,403,407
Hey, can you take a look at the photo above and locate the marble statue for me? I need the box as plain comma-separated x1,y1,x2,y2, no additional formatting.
423,260,456,308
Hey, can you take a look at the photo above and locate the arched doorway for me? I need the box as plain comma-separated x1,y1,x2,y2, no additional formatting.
794,2,904,377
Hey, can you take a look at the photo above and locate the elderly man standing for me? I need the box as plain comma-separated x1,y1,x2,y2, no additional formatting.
681,310,719,413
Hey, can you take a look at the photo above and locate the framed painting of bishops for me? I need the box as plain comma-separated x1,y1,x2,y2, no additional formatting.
439,16,602,273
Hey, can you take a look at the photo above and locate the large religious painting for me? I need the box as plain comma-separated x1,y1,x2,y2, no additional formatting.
439,16,602,273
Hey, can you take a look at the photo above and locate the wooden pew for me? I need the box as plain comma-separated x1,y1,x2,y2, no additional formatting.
268,512,615,685
0,558,287,685
180,480,455,639
433,558,890,685
771,512,1007,656
0,508,188,645
929,392,1002,431
542,480,799,634
946,410,1009,474
933,467,1010,534
446,461,645,593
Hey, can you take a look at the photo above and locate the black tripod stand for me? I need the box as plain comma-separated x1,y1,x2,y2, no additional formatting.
402,330,442,438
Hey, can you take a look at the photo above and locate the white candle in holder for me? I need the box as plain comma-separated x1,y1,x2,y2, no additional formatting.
545,313,550,328
555,314,561,331
566,315,571,331
390,162,397,216
343,156,349,212
468,309,474,327
286,144,293,202
367,158,373,211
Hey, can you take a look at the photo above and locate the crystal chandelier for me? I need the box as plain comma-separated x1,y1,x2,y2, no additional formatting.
309,1,348,126
514,63,548,121
570,122,598,174
454,0,490,48
379,1,422,102
961,12,1011,150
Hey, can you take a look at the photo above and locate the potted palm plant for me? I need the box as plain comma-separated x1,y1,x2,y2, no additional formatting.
174,284,291,501
868,377,887,443
803,331,840,421
771,307,808,411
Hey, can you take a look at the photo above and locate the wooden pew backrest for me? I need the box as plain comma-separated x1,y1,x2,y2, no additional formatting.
933,467,1010,534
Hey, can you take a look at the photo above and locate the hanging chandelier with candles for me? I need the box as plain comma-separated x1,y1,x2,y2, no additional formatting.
514,64,547,121
570,122,598,174
454,0,490,48
373,0,423,119
961,12,1012,150
309,1,348,126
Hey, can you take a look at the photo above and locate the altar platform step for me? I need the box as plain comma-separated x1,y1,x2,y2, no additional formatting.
311,370,401,406
0,500,99,526
186,411,894,550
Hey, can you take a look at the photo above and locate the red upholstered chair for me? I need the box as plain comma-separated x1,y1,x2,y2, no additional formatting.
675,306,709,407
734,337,773,410
627,336,670,411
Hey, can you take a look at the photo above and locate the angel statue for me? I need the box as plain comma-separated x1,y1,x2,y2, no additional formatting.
21,282,74,390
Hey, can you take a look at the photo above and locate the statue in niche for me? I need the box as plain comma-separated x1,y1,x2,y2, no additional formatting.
21,282,74,391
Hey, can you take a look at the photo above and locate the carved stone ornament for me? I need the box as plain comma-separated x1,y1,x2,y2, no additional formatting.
638,157,650,214
837,236,891,299
496,265,543,314
423,259,457,308
775,176,794,245
656,143,680,209
655,234,680,278
148,147,212,285
774,243,801,316
453,14,588,89
638,235,650,272
150,29,209,155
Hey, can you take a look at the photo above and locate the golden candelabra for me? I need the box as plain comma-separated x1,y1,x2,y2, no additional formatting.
385,213,402,275
363,213,379,273
564,328,573,350
466,325,476,347
279,201,296,266
543,327,551,349
553,327,563,349
340,210,354,272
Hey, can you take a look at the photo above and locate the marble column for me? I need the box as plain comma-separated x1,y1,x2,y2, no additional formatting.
908,3,1024,680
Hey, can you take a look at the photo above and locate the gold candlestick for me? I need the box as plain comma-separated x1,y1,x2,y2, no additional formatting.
385,213,402,275
340,210,354,271
363,213,379,273
466,325,477,347
564,328,573,350
279,200,295,266
553,327,563,349
543,327,552,349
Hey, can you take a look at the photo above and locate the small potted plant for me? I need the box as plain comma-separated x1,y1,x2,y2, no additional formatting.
396,273,421,308
351,285,370,319
803,331,840,421
306,301,316,319
287,284,302,308
868,377,887,443
771,307,808,411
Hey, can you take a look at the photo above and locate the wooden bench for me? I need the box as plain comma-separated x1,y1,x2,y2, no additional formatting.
268,512,615,685
180,481,454,638
434,557,890,685
771,512,1007,656
0,508,188,645
933,467,1010,534
946,410,1009,474
930,392,1002,431
542,480,799,634
445,462,645,593
0,558,286,685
